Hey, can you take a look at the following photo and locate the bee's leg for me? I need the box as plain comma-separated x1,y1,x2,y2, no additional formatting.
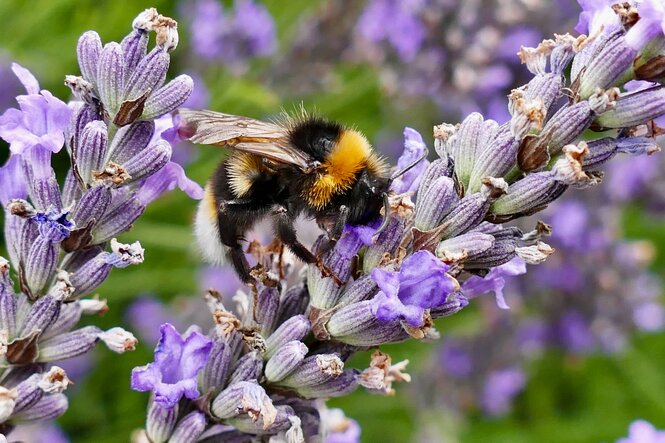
329,205,349,242
317,205,349,256
227,245,253,285
272,206,343,285
219,198,255,212
216,201,261,285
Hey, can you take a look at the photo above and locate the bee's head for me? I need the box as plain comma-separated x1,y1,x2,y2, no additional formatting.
360,146,430,234
344,168,391,226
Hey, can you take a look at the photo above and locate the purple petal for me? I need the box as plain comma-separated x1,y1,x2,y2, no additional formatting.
335,224,377,258
481,367,526,416
180,330,214,379
154,378,200,408
370,268,400,299
136,162,204,205
391,127,429,194
233,0,277,56
398,251,454,307
131,363,162,392
462,257,526,309
154,323,185,378
558,310,596,353
11,63,40,94
40,91,72,137
617,420,665,443
370,290,424,327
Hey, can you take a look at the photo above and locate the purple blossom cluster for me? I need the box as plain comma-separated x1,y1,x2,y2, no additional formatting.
129,2,665,441
411,1,665,425
0,8,201,437
271,0,579,121
185,0,277,74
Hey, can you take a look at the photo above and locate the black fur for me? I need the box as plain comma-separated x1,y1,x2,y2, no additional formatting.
288,118,342,161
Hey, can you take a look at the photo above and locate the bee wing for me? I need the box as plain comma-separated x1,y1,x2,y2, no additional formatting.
177,108,312,170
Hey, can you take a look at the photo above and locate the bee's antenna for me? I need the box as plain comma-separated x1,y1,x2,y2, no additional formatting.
373,192,393,238
389,148,429,183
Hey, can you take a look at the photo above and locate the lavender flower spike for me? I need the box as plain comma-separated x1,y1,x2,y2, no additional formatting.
126,3,665,441
0,8,203,437
131,323,213,408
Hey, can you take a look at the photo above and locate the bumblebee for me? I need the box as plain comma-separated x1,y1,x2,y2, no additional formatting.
178,108,424,284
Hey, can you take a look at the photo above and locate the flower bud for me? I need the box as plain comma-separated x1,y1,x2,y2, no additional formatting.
142,74,193,120
468,125,518,193
227,404,292,435
414,176,457,231
293,370,359,399
265,315,310,358
124,47,169,102
436,232,495,264
12,375,40,415
146,401,178,443
326,301,407,347
97,42,125,114
71,184,112,231
38,325,102,361
169,411,207,443
578,32,636,99
19,295,62,337
211,381,277,430
108,120,155,164
202,332,241,393
76,121,108,185
123,140,172,183
276,285,309,324
264,340,308,383
490,171,567,219
596,85,665,128
11,393,68,422
77,31,102,84
227,351,263,385
446,113,484,186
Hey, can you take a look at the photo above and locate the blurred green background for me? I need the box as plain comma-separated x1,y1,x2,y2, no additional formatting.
1,1,664,442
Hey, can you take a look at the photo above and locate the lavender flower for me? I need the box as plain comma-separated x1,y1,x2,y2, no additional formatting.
0,8,201,436
0,64,71,155
131,323,212,408
371,251,457,327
